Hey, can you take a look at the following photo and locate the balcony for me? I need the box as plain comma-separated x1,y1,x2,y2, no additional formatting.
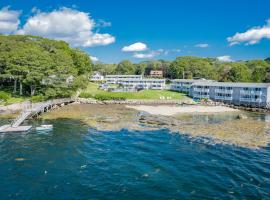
193,94,210,99
214,96,233,101
193,88,210,92
240,97,262,103
240,90,262,95
215,89,233,94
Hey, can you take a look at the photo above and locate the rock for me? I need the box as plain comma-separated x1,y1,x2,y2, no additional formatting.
237,114,248,119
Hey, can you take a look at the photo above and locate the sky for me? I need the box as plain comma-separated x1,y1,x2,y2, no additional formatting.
0,0,270,63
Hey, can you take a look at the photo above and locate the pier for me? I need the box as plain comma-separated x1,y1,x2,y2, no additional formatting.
0,98,75,133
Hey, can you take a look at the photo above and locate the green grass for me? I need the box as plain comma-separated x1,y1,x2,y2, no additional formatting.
80,83,187,100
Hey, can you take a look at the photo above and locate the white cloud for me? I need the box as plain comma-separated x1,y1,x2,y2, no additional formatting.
0,7,21,34
16,8,115,47
195,43,209,48
228,19,270,46
90,56,99,62
122,42,147,52
217,55,233,62
133,50,160,59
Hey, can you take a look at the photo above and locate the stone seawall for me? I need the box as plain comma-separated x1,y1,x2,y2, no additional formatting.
76,98,195,105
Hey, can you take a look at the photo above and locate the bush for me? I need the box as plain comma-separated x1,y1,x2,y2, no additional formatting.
0,91,11,101
79,92,126,101
79,92,94,98
31,95,44,102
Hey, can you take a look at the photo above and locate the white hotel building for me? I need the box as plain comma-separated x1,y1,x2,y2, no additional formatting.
105,75,166,90
170,79,270,108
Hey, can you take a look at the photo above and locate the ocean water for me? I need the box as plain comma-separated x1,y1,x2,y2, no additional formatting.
0,119,269,200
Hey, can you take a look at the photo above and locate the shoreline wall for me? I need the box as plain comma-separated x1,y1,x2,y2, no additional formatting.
76,98,195,105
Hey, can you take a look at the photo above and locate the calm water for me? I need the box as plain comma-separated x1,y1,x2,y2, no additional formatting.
0,119,270,200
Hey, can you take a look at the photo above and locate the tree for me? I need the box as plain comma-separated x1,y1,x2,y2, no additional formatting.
115,60,135,74
72,49,93,75
227,63,251,82
0,35,93,98
168,56,216,79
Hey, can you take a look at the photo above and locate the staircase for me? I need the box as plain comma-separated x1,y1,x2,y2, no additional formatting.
11,109,32,128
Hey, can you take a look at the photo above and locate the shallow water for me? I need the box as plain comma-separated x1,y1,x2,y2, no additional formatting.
0,118,270,200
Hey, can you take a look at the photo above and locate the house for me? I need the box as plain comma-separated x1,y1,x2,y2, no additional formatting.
150,70,163,78
41,75,74,86
170,79,270,108
90,72,104,81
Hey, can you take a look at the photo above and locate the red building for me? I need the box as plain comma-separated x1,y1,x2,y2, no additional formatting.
150,70,163,78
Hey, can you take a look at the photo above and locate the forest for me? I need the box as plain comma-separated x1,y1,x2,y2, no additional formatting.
94,57,270,83
0,35,93,100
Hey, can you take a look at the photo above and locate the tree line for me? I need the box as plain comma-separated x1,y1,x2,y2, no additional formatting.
0,35,93,99
94,56,270,82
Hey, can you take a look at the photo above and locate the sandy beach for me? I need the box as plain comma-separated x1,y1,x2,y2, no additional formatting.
126,105,238,116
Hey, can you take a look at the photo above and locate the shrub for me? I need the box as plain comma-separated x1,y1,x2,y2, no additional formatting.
79,92,126,101
0,91,11,101
79,92,94,98
31,95,44,102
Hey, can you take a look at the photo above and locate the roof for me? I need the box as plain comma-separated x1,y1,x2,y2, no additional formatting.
106,75,142,78
171,79,212,83
118,78,165,82
192,81,270,88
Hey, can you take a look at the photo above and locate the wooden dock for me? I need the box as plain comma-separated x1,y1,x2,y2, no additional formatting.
0,98,75,133
0,125,32,133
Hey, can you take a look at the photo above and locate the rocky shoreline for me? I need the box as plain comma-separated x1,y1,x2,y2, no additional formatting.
1,97,270,117
75,98,195,105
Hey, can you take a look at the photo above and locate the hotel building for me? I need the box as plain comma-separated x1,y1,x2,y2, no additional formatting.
170,80,270,108
105,75,166,90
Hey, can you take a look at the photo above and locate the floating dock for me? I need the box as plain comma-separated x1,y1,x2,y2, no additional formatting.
0,125,32,133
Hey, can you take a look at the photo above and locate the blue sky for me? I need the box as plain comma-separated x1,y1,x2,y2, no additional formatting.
0,0,270,63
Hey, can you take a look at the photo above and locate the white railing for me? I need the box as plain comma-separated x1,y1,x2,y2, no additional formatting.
214,96,233,101
11,98,74,127
193,88,210,92
240,90,262,95
193,94,210,99
240,97,262,103
215,89,233,94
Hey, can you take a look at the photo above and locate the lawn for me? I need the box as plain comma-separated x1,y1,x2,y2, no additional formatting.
80,83,187,100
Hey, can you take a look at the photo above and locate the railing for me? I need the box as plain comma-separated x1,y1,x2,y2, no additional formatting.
240,97,262,103
240,90,262,95
214,96,233,101
193,88,210,92
215,89,233,94
11,98,74,127
193,94,210,99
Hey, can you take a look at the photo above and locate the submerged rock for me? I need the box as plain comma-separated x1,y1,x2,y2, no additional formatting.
237,114,248,119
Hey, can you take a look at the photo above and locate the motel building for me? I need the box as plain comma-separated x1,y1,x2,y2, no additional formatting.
105,75,166,90
170,79,270,108
117,79,166,90
105,75,143,84
170,79,212,93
